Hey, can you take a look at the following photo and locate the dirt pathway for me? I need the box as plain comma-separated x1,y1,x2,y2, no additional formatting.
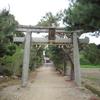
0,65,97,100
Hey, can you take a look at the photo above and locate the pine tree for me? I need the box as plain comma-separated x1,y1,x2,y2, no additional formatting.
0,9,18,57
63,0,100,36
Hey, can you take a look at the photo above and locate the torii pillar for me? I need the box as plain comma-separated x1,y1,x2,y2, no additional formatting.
73,32,81,86
22,31,31,87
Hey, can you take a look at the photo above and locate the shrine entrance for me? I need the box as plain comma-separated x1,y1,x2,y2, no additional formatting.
13,25,89,87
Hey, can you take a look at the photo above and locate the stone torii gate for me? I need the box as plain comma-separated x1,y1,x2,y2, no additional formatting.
13,25,89,87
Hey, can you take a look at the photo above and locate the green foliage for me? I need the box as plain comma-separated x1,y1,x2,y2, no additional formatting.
0,9,25,76
47,46,65,70
0,42,17,57
36,11,63,27
0,9,19,58
80,43,100,65
63,0,100,36
13,32,25,37
29,44,44,70
0,9,18,36
0,47,24,76
6,43,17,56
80,55,91,65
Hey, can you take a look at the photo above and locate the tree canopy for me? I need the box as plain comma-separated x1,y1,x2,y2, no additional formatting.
63,0,100,36
36,11,63,27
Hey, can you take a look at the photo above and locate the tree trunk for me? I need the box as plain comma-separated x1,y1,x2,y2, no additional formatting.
62,47,74,80
64,55,67,76
70,65,74,80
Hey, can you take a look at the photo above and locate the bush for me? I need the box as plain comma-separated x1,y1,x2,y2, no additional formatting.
0,47,23,76
0,68,12,76
80,55,91,65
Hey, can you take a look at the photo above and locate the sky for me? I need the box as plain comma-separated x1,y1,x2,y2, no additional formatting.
0,0,100,44
0,0,70,25
81,33,100,45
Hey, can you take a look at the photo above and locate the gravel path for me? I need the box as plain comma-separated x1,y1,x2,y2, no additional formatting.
0,64,95,100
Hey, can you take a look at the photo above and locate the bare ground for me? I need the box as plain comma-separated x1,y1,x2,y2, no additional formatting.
0,66,99,100
81,68,100,78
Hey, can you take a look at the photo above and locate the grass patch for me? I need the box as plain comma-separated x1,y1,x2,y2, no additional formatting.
80,65,100,68
85,77,100,81
0,77,21,87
